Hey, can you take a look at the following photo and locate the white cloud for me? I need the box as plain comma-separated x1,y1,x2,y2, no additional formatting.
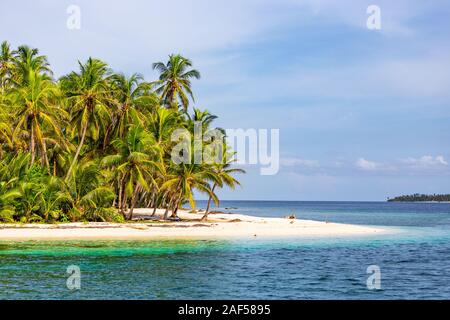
356,158,379,171
402,155,448,168
281,157,320,167
354,155,449,173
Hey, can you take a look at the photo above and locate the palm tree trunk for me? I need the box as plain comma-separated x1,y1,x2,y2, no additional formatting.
146,195,153,208
118,183,122,210
30,124,35,165
163,206,170,220
170,191,183,218
163,196,173,220
153,193,164,217
128,185,140,221
119,175,128,215
171,203,179,218
122,193,128,213
117,177,123,209
40,137,50,168
102,121,114,150
201,184,216,221
53,157,57,176
147,192,155,208
138,190,146,207
65,121,88,181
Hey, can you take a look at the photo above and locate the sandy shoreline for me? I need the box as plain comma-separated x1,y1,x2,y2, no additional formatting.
0,208,392,240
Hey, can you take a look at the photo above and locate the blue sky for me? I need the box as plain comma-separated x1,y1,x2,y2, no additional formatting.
1,0,450,200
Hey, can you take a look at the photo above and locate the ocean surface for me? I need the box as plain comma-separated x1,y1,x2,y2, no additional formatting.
1,201,450,299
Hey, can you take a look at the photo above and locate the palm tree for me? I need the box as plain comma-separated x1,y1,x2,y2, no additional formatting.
162,160,220,220
148,107,181,151
187,108,220,140
152,54,200,111
102,125,162,220
190,108,217,127
11,70,64,167
36,175,67,222
60,57,113,181
103,73,158,146
0,97,13,156
201,150,245,221
13,45,52,85
0,178,20,222
61,160,116,222
0,41,15,92
47,135,72,176
0,43,245,224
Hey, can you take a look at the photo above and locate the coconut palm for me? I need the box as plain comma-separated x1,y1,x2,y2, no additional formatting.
152,54,200,111
0,178,20,222
61,160,117,222
147,107,181,151
13,45,52,85
103,73,158,147
189,108,217,130
201,150,245,221
0,152,30,182
102,125,162,220
0,43,245,224
60,57,113,181
162,158,220,220
0,41,15,92
11,70,64,167
0,98,13,156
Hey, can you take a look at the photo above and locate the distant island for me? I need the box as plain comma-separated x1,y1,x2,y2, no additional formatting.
388,194,450,202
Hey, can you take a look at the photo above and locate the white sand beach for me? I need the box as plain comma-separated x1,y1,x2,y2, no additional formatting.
0,208,392,240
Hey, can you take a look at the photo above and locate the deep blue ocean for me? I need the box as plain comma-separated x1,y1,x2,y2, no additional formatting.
1,201,450,299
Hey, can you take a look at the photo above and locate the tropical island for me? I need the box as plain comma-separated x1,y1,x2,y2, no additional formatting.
0,41,245,224
0,41,390,239
388,194,450,202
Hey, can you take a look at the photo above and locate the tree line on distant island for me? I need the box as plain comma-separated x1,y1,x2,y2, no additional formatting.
388,194,450,202
0,41,245,223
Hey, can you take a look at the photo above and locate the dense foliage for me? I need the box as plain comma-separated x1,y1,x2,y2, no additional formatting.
0,41,244,223
388,194,450,202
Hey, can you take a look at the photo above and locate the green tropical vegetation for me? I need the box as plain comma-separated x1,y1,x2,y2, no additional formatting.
388,194,450,202
0,41,244,223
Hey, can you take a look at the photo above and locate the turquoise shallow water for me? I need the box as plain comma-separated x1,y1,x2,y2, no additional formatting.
1,201,450,299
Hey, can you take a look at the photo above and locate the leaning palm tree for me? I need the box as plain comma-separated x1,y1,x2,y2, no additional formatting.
201,150,245,221
162,160,220,220
102,125,162,220
152,54,200,111
60,57,113,181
